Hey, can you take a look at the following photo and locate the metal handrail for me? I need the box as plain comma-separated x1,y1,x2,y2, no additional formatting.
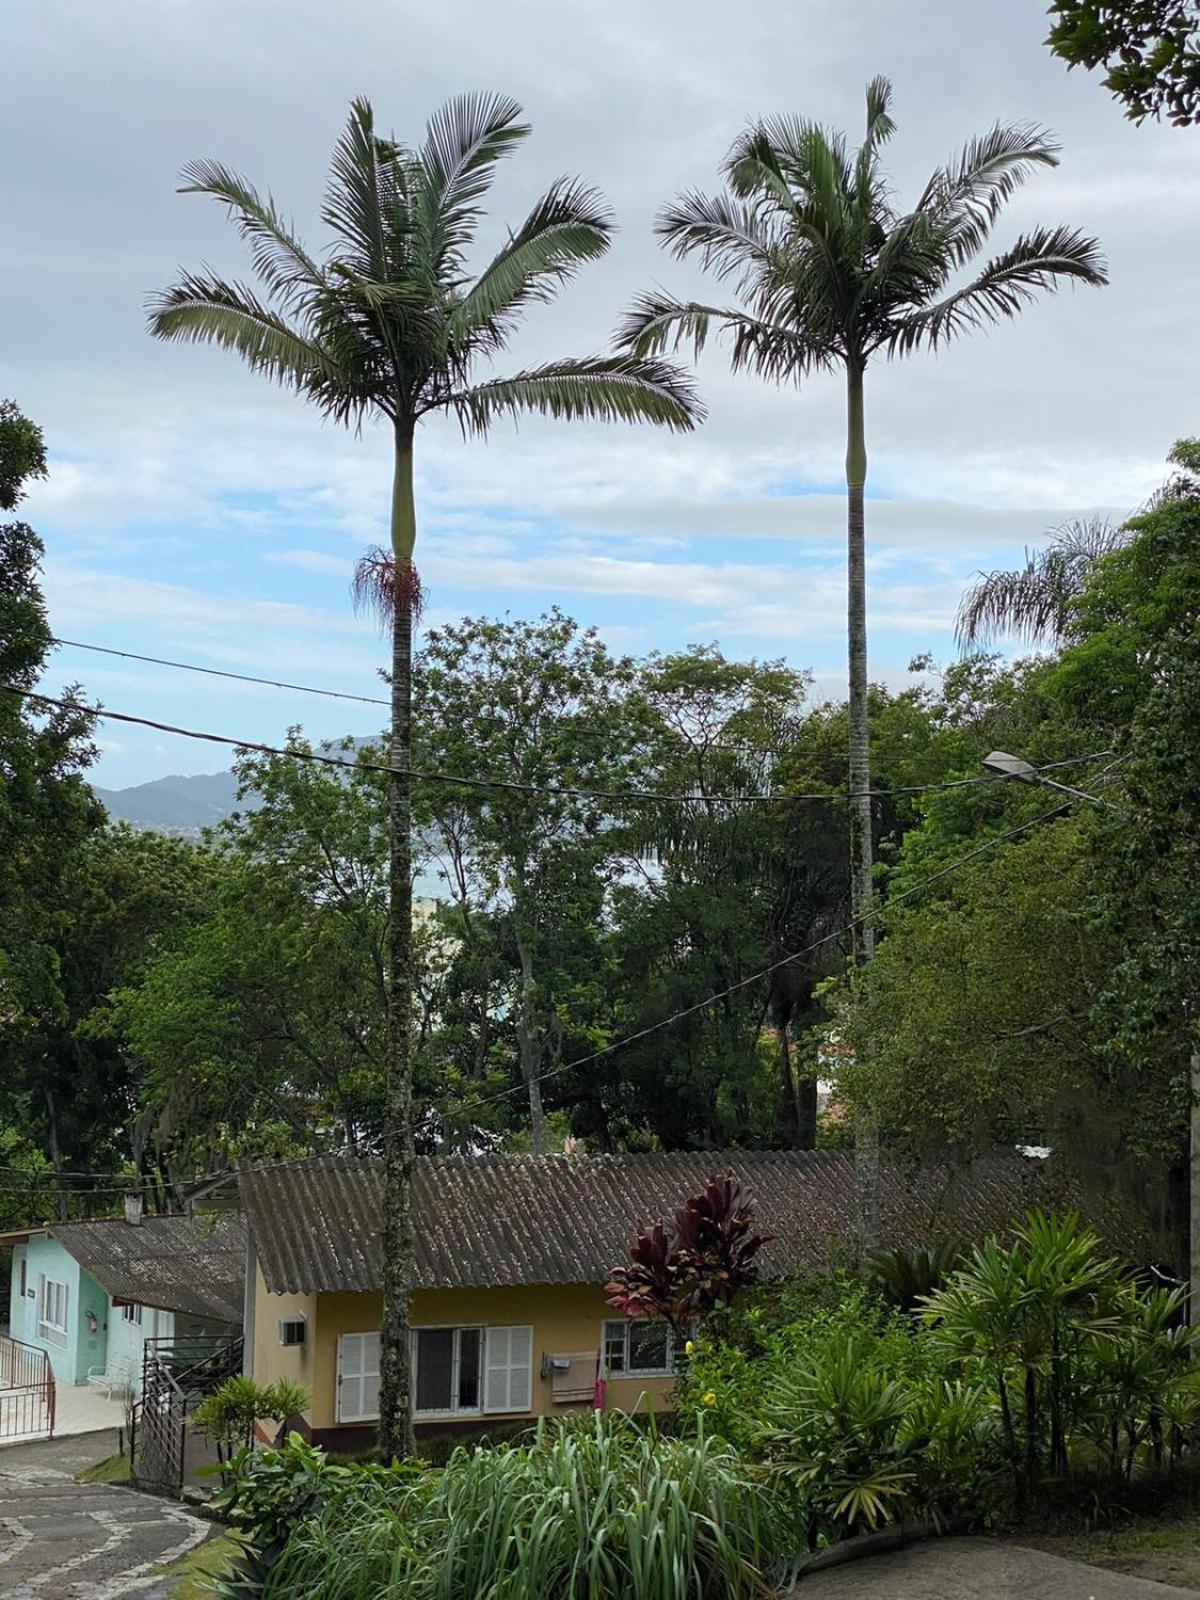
0,1333,54,1441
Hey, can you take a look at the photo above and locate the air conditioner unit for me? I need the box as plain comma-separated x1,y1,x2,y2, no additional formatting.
277,1315,307,1348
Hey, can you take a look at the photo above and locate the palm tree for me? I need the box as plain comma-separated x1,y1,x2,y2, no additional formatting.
621,78,1106,1244
956,516,1127,648
149,94,698,1458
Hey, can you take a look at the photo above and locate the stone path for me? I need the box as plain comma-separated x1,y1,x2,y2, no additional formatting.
795,1535,1198,1597
0,1462,208,1598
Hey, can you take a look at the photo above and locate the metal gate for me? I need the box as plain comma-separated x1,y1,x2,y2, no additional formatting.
131,1335,243,1498
0,1334,55,1442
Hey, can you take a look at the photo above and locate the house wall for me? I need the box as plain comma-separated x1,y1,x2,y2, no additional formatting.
7,1235,109,1384
106,1303,174,1397
248,1256,318,1403
251,1276,675,1446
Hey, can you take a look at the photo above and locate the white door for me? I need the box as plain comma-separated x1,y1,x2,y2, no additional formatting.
337,1332,381,1423
483,1325,533,1414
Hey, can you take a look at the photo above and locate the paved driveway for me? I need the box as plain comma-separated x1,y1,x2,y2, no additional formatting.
796,1535,1197,1597
0,1461,208,1598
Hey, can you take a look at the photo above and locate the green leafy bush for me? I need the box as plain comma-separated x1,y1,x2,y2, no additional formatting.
261,1413,788,1600
681,1212,1200,1544
211,1430,423,1599
193,1375,310,1461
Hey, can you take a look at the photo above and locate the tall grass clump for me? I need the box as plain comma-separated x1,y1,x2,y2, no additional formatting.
261,1413,787,1600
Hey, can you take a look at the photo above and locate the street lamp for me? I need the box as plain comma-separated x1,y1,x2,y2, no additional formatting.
984,749,1197,1321
982,751,1122,811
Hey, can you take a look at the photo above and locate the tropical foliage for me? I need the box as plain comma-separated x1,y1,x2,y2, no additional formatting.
680,1213,1200,1544
606,1173,771,1326
245,1414,783,1600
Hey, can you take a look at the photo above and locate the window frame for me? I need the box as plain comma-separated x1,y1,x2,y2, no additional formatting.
336,1324,535,1425
121,1302,143,1326
601,1317,678,1379
410,1324,485,1420
37,1274,69,1343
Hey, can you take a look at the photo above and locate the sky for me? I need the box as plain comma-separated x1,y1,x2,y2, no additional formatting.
4,0,1197,788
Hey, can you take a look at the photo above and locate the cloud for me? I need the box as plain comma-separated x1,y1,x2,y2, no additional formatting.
5,0,1193,787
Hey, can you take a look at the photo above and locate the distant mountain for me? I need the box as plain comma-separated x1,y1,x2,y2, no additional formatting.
92,770,259,834
94,757,442,897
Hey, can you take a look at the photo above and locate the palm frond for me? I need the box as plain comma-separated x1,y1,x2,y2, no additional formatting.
416,92,528,276
321,97,396,281
619,292,822,381
888,224,1107,354
448,178,613,345
147,272,334,390
917,123,1061,266
449,355,703,434
955,517,1127,647
655,191,782,285
863,75,896,150
177,159,323,310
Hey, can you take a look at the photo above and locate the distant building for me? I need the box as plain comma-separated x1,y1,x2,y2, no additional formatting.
1,1204,244,1395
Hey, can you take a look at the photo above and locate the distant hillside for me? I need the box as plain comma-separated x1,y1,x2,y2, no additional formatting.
92,770,259,834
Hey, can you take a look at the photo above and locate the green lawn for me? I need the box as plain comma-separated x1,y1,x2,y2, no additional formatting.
158,1529,241,1599
1030,1519,1200,1593
77,1452,132,1486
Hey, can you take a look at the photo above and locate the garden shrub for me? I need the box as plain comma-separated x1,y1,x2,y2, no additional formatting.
259,1412,789,1600
679,1210,1200,1546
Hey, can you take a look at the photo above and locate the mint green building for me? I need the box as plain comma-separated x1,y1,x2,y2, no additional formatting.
4,1209,246,1392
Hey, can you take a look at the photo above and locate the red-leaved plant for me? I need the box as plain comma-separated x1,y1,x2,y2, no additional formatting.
605,1174,772,1330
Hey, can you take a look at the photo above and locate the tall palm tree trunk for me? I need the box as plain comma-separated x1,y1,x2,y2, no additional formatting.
845,356,880,1248
378,428,418,1461
1190,1044,1200,1326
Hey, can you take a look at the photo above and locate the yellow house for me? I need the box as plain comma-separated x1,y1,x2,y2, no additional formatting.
235,1150,1044,1450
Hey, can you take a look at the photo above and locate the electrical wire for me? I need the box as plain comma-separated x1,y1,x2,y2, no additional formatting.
3,681,1115,808
3,782,1118,1209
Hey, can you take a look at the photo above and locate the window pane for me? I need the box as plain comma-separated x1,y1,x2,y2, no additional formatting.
458,1328,481,1410
628,1321,669,1373
415,1328,454,1412
603,1320,627,1373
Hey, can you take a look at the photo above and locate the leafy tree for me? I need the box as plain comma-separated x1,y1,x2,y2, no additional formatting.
623,78,1106,1241
113,737,394,1172
1055,456,1200,1292
1046,1,1200,124
414,612,649,1152
591,646,839,1150
0,399,47,510
0,406,105,1218
150,94,698,1458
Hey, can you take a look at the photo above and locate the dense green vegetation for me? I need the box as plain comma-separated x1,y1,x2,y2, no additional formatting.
5,436,1200,1281
198,1212,1200,1598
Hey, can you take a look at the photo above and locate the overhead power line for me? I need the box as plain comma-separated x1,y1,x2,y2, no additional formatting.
5,780,1121,1206
52,637,390,708
3,681,1113,809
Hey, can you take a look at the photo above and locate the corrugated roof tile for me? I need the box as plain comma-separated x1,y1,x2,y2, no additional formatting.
239,1151,1050,1296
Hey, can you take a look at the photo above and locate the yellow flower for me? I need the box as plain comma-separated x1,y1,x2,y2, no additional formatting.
684,1340,694,1357
702,1391,717,1407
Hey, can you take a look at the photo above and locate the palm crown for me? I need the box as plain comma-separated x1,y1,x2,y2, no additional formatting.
150,93,699,563
621,77,1106,375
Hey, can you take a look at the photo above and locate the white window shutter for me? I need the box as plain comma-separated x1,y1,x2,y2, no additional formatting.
484,1325,533,1414
338,1332,381,1424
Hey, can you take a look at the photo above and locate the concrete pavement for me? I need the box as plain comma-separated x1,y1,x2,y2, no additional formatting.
795,1535,1197,1597
0,1460,208,1598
